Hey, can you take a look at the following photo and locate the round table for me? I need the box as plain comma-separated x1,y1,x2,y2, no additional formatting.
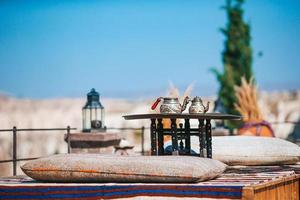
123,113,241,158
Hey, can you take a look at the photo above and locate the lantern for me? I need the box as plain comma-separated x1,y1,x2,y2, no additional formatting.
82,88,105,132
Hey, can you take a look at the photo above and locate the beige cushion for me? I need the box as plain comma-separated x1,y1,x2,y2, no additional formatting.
21,154,226,183
187,136,300,165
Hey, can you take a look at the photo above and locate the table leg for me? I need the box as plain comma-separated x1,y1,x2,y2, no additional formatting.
171,118,179,155
150,118,157,155
157,118,164,155
205,119,212,158
184,119,191,154
198,119,205,157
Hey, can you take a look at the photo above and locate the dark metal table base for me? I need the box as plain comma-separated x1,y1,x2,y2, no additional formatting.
150,118,212,158
124,113,241,158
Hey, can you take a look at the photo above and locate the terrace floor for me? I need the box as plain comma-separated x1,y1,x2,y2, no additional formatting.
0,165,299,199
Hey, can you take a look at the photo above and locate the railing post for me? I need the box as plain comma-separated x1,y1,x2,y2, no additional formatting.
141,126,145,155
67,126,71,154
12,126,17,176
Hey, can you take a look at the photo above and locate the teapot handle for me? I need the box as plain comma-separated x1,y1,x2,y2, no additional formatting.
151,97,163,110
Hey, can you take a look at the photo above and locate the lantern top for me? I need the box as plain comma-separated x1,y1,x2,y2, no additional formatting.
83,88,104,109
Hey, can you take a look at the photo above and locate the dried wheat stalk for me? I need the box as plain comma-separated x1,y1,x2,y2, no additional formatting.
167,81,181,99
234,77,263,121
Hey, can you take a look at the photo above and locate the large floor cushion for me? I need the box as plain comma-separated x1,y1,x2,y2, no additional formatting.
165,136,300,165
21,154,226,183
212,136,300,165
182,136,300,165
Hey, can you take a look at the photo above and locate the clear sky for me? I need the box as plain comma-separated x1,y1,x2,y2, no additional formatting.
0,0,299,99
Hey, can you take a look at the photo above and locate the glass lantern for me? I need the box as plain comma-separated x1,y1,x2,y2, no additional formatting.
82,88,105,132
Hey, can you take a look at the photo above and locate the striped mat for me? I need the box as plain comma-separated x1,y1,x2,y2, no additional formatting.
0,166,298,199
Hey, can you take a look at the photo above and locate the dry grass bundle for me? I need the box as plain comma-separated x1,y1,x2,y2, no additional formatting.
166,81,194,102
167,82,180,99
234,77,263,121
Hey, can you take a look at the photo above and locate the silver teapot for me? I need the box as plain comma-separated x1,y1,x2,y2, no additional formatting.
188,96,210,114
151,97,190,114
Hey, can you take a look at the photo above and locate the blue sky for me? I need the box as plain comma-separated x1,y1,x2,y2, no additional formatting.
0,0,299,99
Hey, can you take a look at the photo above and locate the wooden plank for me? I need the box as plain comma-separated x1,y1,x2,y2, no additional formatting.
242,187,254,200
123,113,242,120
64,133,120,142
242,174,300,200
64,133,121,148
249,174,299,190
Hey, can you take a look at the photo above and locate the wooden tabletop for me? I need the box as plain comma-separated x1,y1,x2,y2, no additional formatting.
64,133,121,148
123,113,242,120
64,132,121,142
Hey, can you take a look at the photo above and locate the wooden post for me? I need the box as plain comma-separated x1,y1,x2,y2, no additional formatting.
184,119,191,154
150,119,157,155
205,119,212,158
198,119,205,157
67,126,71,153
12,126,17,176
171,118,178,155
157,119,164,155
141,126,145,155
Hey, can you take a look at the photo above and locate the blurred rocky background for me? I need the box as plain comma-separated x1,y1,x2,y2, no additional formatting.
0,90,299,176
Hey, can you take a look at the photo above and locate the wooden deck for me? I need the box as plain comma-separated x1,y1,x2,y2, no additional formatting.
0,165,299,199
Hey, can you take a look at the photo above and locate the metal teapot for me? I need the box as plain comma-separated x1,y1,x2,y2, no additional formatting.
151,97,190,114
188,96,210,114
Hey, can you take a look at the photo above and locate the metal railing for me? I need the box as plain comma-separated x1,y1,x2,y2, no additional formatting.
0,121,298,177
0,126,76,176
0,126,147,176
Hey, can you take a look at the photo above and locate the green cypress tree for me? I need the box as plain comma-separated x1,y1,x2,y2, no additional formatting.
212,0,253,121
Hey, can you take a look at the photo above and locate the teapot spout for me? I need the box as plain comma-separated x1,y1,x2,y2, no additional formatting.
181,96,190,112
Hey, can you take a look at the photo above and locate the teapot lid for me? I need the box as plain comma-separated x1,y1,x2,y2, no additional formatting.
163,97,179,100
192,96,203,102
